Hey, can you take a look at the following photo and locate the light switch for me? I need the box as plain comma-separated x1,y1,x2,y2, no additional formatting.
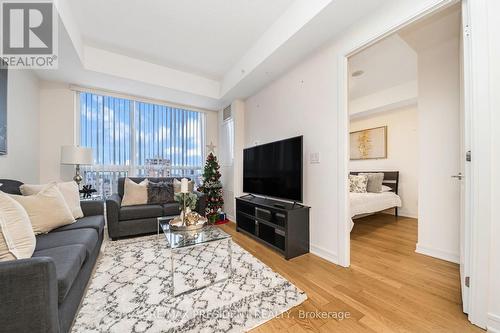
310,152,320,164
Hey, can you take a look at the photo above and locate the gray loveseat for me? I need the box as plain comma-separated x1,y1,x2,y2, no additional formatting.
0,179,105,333
106,177,206,240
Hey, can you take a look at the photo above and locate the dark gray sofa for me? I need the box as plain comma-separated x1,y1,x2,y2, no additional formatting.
0,179,105,333
106,177,206,240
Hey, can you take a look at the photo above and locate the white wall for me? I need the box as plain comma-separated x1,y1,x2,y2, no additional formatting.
39,81,77,183
349,105,418,218
204,109,219,159
218,99,244,220
416,36,461,263
0,70,40,183
349,81,418,118
243,0,457,264
487,0,500,330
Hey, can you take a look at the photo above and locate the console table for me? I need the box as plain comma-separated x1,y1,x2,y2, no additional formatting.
235,196,310,260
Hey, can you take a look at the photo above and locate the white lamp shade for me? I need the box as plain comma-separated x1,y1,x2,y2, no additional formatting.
60,146,93,165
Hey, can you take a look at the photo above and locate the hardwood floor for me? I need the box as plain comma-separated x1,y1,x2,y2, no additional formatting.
219,214,483,332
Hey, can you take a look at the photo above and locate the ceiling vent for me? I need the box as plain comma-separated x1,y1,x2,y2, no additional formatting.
223,105,232,121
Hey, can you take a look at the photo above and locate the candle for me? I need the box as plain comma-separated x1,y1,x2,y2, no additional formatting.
181,178,189,193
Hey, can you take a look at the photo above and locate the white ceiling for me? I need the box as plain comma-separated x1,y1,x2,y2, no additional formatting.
68,0,294,80
348,4,460,101
399,4,460,52
349,34,417,100
38,0,398,110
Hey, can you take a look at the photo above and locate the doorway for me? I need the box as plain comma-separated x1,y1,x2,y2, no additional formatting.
337,0,474,323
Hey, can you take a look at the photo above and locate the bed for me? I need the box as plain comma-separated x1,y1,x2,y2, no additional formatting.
349,171,402,230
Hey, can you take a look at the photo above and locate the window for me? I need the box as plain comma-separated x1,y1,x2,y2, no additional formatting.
79,92,206,197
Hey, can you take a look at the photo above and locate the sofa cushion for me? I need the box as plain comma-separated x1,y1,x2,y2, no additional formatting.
121,178,149,207
118,177,188,198
53,215,104,234
35,228,98,258
10,184,75,235
33,244,86,304
163,203,180,216
0,179,23,195
147,181,174,204
119,204,163,221
0,191,36,261
20,181,84,219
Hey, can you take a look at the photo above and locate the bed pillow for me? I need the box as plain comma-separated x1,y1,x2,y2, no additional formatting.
359,172,384,193
0,192,36,261
10,184,75,235
381,185,392,192
20,181,84,219
349,175,368,193
122,178,149,206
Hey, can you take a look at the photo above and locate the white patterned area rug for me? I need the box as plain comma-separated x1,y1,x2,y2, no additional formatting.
72,235,307,333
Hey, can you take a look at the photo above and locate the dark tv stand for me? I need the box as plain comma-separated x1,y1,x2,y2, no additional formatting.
235,196,310,260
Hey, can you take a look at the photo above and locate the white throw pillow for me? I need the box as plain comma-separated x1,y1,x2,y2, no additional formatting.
10,184,75,235
20,181,84,219
0,191,36,261
381,185,392,192
122,178,149,206
349,175,368,193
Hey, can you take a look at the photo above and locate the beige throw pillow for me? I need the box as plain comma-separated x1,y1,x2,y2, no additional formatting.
0,192,36,261
10,184,75,235
122,178,149,206
20,181,84,219
359,172,385,193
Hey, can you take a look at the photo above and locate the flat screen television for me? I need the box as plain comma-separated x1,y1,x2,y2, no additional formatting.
243,136,303,202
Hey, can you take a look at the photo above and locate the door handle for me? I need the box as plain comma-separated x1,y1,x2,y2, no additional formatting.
451,173,463,180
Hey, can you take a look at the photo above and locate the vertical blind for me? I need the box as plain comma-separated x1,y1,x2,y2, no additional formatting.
79,92,206,196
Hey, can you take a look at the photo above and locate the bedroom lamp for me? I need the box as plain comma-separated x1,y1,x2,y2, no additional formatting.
60,146,93,185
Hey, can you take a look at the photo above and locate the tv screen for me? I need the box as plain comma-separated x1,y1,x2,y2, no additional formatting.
243,136,303,202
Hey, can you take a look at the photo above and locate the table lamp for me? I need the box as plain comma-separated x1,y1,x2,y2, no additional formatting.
60,146,93,185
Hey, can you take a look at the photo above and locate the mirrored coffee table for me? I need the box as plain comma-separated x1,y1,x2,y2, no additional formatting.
157,216,232,296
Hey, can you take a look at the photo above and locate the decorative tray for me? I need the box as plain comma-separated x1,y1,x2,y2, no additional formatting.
168,214,208,231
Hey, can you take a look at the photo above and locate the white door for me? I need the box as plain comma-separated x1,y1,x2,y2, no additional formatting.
458,0,472,314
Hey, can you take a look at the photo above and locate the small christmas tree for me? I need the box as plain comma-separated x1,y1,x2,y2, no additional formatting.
199,152,224,221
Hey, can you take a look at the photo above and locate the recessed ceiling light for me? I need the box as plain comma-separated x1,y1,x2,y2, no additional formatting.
352,70,364,77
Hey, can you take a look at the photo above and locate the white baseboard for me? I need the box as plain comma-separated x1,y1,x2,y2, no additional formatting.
380,210,418,219
226,214,235,222
310,244,338,264
398,211,418,219
415,243,459,263
488,313,500,333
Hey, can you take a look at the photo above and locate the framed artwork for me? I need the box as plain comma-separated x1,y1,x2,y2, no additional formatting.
350,126,387,160
0,60,7,155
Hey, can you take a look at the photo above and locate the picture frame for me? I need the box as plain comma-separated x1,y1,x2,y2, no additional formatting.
349,126,387,160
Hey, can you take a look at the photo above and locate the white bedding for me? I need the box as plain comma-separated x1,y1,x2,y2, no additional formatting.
349,191,402,230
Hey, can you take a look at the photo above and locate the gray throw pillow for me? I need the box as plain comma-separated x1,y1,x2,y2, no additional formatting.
359,172,385,193
147,181,174,204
